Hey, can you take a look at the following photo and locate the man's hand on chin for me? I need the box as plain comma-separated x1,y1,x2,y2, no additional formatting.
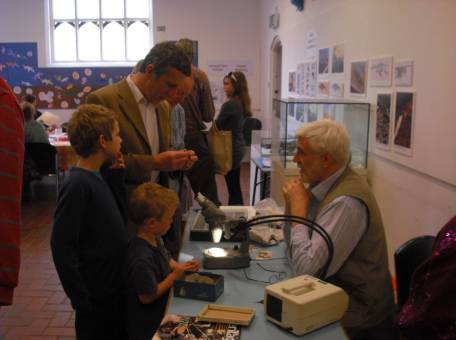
153,150,198,171
282,178,311,223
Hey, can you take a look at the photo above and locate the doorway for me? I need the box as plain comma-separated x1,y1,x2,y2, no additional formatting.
270,36,282,118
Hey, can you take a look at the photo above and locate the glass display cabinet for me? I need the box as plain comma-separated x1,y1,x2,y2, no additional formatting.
273,98,371,169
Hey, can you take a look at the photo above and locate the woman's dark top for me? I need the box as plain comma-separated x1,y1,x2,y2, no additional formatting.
51,167,131,313
216,97,246,169
123,236,171,340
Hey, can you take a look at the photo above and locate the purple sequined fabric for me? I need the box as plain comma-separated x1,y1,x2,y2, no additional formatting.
397,216,456,340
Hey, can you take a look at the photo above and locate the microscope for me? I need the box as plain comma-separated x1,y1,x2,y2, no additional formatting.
195,193,252,269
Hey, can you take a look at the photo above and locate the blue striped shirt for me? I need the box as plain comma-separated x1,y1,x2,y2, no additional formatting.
285,166,367,277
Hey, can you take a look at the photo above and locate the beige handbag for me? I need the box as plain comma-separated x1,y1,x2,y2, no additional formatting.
205,121,232,175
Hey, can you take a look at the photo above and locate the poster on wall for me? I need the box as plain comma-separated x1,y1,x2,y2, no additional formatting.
369,56,393,87
288,71,297,93
393,91,415,156
206,60,254,77
305,30,318,59
302,60,317,97
296,62,304,95
332,43,345,73
330,82,344,98
375,93,393,150
394,60,414,86
317,81,330,97
318,47,330,75
350,60,368,97
0,42,130,109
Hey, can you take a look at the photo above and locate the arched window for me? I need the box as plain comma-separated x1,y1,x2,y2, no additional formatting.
48,0,152,64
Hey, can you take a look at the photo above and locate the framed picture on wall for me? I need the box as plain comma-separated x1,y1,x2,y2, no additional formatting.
317,81,330,97
375,92,393,150
370,56,393,87
332,43,345,73
288,71,297,93
394,60,414,86
393,91,415,156
330,82,344,98
350,60,368,96
303,60,317,97
318,47,330,75
296,62,305,95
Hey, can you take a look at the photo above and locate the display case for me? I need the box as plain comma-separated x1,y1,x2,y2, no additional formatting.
251,130,272,167
273,98,371,169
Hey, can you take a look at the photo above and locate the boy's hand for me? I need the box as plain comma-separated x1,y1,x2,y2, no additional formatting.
110,153,125,169
173,260,200,273
181,260,200,272
172,266,186,280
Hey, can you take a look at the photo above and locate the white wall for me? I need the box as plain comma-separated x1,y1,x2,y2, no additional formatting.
154,0,261,114
0,0,262,121
0,0,48,65
259,0,456,270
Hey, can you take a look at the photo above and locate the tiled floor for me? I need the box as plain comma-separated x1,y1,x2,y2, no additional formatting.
0,164,250,339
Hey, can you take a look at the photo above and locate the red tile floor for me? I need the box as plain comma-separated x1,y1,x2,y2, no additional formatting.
0,164,250,339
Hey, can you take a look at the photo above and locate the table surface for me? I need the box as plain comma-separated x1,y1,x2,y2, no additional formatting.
168,210,347,340
251,156,271,173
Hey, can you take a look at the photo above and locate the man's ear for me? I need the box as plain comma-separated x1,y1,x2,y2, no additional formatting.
145,63,154,75
144,217,158,228
98,134,107,149
321,152,334,167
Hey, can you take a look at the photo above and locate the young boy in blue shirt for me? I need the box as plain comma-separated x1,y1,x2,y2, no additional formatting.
123,183,199,340
51,104,130,339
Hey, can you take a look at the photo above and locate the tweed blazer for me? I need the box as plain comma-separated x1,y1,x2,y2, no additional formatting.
87,79,171,186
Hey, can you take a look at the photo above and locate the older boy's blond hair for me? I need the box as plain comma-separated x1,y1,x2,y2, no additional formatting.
68,104,117,158
129,183,179,226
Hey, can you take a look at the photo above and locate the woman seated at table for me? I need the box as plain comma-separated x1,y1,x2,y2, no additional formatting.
22,102,49,144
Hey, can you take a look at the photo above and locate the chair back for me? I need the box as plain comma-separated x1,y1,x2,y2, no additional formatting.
25,143,57,176
394,235,435,308
243,117,262,146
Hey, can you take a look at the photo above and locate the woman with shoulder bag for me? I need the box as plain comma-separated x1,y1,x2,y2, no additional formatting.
216,71,252,205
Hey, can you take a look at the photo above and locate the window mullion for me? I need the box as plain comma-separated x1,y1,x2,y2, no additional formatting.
124,0,127,61
74,0,79,62
99,0,103,61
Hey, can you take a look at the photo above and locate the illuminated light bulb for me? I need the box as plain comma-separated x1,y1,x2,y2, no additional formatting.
211,227,223,243
206,247,227,258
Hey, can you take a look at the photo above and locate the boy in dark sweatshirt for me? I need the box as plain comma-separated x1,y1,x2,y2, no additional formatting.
51,104,130,339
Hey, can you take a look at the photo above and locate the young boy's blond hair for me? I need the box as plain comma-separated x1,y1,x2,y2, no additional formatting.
129,183,179,226
68,104,117,158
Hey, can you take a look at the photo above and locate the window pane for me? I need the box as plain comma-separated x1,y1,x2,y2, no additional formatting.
101,0,124,18
77,0,99,19
126,0,149,18
54,22,76,61
53,0,75,19
102,21,125,60
127,21,149,60
78,21,101,60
